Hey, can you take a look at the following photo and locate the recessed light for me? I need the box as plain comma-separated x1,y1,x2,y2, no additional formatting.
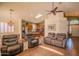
35,14,42,18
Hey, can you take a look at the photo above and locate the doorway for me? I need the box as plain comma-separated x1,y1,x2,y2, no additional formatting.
68,18,79,37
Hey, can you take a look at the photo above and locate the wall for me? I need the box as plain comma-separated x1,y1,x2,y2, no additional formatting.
45,12,68,37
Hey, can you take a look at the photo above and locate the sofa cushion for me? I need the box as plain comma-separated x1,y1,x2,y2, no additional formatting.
3,35,18,39
57,33,66,40
7,44,20,52
57,37,64,40
48,33,55,37
31,40,38,43
44,37,51,44
54,40,63,46
2,34,19,46
3,38,18,46
57,33,66,38
4,38,17,42
48,33,56,40
51,39,55,45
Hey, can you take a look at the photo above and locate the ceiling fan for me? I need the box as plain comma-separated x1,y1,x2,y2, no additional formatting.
35,2,63,19
46,2,63,15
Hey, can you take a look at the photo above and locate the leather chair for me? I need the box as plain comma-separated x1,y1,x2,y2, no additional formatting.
26,35,39,48
1,34,23,56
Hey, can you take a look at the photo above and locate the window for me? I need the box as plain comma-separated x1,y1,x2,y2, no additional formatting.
0,22,5,33
0,22,14,33
4,23,8,32
70,18,79,25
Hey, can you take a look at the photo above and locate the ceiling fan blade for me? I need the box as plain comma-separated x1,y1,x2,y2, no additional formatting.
45,10,51,12
47,12,52,15
56,11,63,12
53,11,56,15
53,7,58,11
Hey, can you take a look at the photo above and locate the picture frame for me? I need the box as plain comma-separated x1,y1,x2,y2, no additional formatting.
48,24,56,31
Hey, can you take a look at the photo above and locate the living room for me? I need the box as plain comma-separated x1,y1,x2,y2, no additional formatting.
0,2,79,56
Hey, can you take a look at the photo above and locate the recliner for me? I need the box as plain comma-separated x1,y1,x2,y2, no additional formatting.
26,35,39,48
53,33,67,48
1,34,23,56
44,33,67,48
44,33,56,45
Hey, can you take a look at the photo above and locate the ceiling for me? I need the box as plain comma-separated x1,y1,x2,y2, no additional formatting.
0,2,79,23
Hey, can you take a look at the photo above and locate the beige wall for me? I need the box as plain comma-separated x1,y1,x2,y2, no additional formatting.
45,12,68,37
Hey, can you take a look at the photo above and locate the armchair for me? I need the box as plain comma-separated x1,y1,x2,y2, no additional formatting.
26,35,39,48
1,34,23,56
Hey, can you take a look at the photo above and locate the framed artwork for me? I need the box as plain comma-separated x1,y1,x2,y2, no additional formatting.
48,24,56,31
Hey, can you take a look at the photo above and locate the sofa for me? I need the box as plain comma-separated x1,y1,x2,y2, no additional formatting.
44,33,67,48
1,34,23,56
